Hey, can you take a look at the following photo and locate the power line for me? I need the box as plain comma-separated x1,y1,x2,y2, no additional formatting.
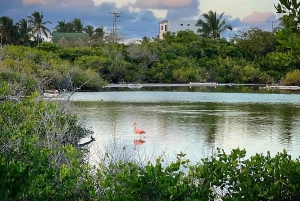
265,20,278,31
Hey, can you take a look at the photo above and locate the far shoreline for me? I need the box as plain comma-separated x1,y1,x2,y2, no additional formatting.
105,82,266,88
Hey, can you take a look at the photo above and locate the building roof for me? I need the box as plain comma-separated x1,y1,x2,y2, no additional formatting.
51,32,89,43
159,20,168,24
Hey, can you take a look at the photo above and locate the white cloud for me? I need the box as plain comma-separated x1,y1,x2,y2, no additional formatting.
243,11,275,23
199,0,278,19
135,0,194,9
91,0,279,22
23,0,94,6
127,4,141,13
148,9,167,19
92,0,136,7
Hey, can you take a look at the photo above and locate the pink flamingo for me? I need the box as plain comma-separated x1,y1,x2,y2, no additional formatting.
133,122,146,139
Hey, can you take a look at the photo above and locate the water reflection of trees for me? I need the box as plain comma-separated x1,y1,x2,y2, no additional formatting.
74,101,300,152
226,103,299,145
158,102,222,146
276,104,300,144
197,103,220,144
156,102,300,148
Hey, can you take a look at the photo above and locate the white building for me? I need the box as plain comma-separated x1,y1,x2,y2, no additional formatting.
159,20,198,39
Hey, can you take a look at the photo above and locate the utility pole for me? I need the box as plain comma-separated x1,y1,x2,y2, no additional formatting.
109,11,122,42
266,20,277,32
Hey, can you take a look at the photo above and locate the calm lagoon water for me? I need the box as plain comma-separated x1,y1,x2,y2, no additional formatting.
69,86,300,164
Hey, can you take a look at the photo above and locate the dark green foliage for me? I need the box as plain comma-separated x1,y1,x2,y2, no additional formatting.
274,0,300,33
36,42,60,53
98,152,211,201
0,87,96,200
201,148,300,201
58,46,95,62
97,147,300,201
231,28,277,60
0,45,106,93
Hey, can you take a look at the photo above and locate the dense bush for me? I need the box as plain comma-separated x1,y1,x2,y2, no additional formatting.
0,83,96,200
200,148,300,201
0,46,105,93
97,152,210,200
2,26,300,86
283,70,300,85
95,148,300,201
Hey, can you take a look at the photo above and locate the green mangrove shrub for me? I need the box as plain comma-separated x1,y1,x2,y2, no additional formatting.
0,84,97,200
283,70,300,86
200,148,300,201
97,152,211,201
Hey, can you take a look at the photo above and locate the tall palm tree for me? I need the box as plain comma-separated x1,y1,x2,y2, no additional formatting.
93,27,105,39
72,18,84,33
16,18,31,43
0,16,14,44
27,11,52,45
54,20,74,33
65,22,74,32
94,26,105,38
85,25,94,37
55,20,68,32
196,10,232,38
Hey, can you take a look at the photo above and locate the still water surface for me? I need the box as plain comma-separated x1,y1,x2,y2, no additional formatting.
70,87,300,164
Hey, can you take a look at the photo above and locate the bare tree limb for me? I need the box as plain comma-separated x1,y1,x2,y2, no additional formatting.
61,75,97,113
78,136,96,147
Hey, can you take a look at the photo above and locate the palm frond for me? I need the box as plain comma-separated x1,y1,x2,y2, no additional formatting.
195,10,232,38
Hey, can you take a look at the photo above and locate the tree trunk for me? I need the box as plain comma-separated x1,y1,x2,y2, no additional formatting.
37,30,40,46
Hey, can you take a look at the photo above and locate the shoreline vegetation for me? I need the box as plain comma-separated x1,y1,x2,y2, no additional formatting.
1,0,300,199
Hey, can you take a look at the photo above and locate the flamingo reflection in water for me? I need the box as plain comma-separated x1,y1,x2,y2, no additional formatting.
133,139,146,150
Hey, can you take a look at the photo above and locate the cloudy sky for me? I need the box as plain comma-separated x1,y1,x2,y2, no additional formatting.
1,0,280,39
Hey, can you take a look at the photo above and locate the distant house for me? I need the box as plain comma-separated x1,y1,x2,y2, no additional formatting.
51,32,89,46
159,20,198,39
